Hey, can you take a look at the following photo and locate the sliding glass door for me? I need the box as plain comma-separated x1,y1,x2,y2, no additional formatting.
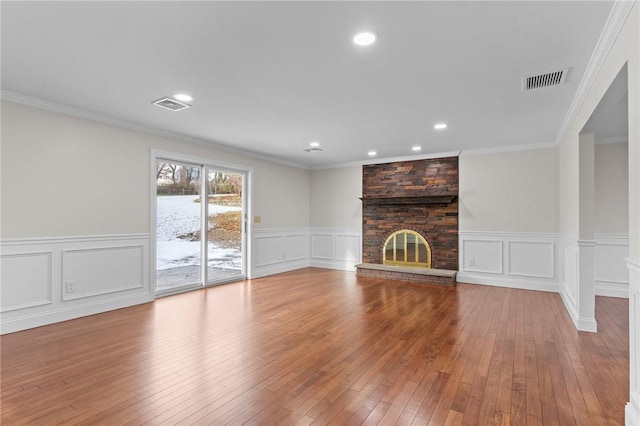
155,159,246,295
205,168,244,283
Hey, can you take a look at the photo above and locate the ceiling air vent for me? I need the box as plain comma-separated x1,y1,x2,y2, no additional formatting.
152,97,191,111
523,68,568,91
303,147,323,153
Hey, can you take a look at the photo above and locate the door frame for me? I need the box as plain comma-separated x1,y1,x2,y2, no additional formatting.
150,149,253,297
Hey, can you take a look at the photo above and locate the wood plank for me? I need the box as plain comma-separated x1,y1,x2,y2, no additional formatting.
0,268,629,425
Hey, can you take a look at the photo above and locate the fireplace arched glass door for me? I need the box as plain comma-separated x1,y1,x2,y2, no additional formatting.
383,230,431,267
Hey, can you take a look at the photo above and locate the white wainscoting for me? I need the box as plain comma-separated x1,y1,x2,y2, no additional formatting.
310,228,361,271
252,228,310,278
458,231,559,292
594,234,629,298
626,257,640,425
1,234,152,334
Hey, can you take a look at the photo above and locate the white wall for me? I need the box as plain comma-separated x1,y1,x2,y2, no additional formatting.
594,142,629,298
1,100,310,237
1,99,311,332
595,141,629,234
457,147,560,292
308,166,362,270
459,147,559,233
309,166,361,229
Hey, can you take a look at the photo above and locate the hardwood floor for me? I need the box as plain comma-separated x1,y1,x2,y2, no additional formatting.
1,268,629,425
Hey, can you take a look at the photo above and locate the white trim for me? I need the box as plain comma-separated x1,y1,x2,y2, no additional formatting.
559,238,598,332
459,231,559,291
0,293,153,335
1,233,150,246
457,272,558,293
507,240,555,279
629,257,640,293
0,234,151,334
555,0,636,145
627,256,640,426
459,230,558,239
309,227,362,271
627,398,640,426
596,233,631,245
458,141,557,157
150,149,252,288
461,239,503,274
560,283,598,333
0,251,53,312
252,228,311,277
595,280,629,298
309,151,461,170
61,245,145,301
2,91,308,170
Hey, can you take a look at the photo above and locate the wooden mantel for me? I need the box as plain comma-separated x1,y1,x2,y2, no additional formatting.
359,195,457,206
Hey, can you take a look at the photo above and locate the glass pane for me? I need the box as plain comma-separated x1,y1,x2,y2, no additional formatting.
407,233,416,262
156,162,202,293
385,238,394,262
396,233,405,261
207,169,244,283
418,242,428,263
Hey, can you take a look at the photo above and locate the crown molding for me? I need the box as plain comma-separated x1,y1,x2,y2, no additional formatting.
310,151,462,170
458,141,557,157
555,0,636,146
1,91,310,170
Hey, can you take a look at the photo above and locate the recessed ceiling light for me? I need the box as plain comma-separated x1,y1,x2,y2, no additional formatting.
368,151,377,156
173,93,193,102
434,123,448,130
412,146,422,152
309,141,320,148
353,32,377,46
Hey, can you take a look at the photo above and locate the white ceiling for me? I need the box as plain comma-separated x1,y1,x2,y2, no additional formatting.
1,1,618,168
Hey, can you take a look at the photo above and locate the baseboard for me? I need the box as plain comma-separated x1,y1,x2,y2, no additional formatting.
456,272,559,293
251,259,310,279
595,280,630,298
559,284,598,333
1,234,151,334
310,258,358,271
626,393,640,426
1,293,153,335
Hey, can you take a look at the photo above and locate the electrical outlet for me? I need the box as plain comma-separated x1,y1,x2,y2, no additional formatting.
254,215,262,224
65,281,76,293
468,258,475,267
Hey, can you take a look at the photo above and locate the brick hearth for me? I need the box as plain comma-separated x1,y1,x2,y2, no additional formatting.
355,263,457,286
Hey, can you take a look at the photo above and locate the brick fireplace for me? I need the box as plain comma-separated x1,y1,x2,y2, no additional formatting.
356,156,458,285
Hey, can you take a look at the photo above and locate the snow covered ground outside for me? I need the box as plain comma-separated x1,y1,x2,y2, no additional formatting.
156,195,242,273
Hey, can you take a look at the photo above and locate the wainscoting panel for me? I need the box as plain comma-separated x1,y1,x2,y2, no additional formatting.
458,232,559,292
284,234,310,262
594,234,629,298
252,229,310,278
62,245,144,301
461,239,503,274
0,234,152,334
508,241,555,279
310,228,361,271
335,235,360,262
254,235,285,267
310,233,333,260
1,251,52,312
